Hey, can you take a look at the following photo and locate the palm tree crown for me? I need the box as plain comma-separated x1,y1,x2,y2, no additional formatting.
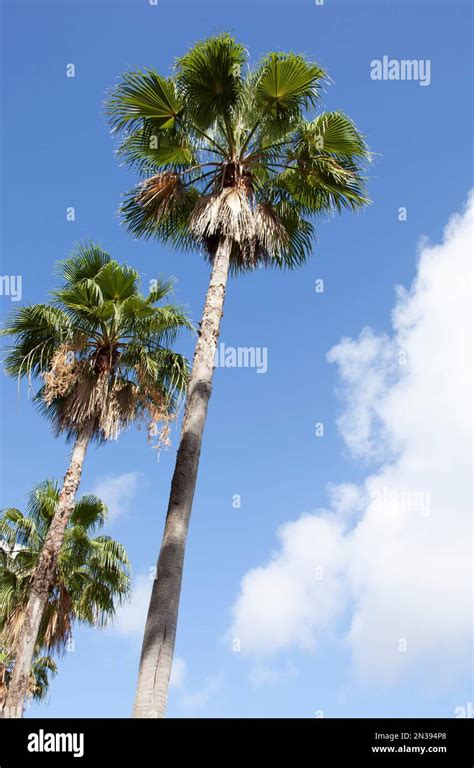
0,480,131,655
0,645,57,708
2,243,191,443
106,33,370,271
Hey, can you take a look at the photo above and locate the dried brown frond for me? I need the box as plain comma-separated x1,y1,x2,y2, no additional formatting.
133,366,175,453
1,605,25,649
43,345,178,446
254,202,290,263
98,379,138,441
190,188,255,247
148,420,172,455
60,371,108,429
137,172,185,221
191,190,292,269
42,346,83,405
40,585,73,653
2,576,72,655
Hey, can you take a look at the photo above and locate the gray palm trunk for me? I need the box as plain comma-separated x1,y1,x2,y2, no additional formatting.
3,421,93,718
133,238,232,718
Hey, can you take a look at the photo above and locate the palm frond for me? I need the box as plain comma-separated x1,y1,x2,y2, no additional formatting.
3,243,191,441
56,243,111,285
1,482,131,658
175,33,246,132
106,69,183,133
105,36,370,273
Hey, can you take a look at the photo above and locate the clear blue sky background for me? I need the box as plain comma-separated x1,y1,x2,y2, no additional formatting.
0,0,472,717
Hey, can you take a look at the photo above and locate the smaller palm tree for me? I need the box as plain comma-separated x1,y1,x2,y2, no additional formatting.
0,480,131,714
0,647,57,711
2,243,191,717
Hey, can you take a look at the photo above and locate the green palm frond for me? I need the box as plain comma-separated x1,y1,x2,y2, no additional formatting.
301,111,371,158
105,35,370,273
70,495,107,530
0,482,131,658
175,33,247,133
144,276,175,304
2,305,72,380
26,481,61,529
121,184,199,249
106,69,183,133
118,126,196,176
54,281,105,313
253,52,325,116
93,261,140,301
126,303,194,344
56,243,111,285
0,646,58,704
2,243,191,441
29,655,58,701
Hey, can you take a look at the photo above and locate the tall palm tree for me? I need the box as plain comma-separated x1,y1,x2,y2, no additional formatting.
106,34,371,717
2,244,190,717
0,480,130,714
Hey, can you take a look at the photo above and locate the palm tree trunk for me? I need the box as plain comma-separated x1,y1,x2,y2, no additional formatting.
3,421,93,718
133,237,232,718
0,666,7,715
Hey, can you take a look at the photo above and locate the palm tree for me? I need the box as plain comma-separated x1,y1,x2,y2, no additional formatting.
0,647,57,712
0,480,130,714
106,33,371,717
2,244,190,717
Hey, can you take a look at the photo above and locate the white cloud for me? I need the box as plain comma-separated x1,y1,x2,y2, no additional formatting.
163,653,220,713
328,328,399,462
91,472,140,522
231,513,348,656
229,192,473,685
177,674,222,714
249,662,298,688
113,572,153,640
326,482,366,522
169,657,187,689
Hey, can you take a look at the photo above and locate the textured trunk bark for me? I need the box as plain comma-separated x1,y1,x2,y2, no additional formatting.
0,669,7,717
3,422,93,718
133,237,232,718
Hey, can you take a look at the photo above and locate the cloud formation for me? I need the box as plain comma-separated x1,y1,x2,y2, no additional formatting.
229,192,473,684
91,472,141,522
113,571,153,640
169,657,187,689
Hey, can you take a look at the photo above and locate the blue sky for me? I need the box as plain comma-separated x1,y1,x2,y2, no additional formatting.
0,0,472,718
